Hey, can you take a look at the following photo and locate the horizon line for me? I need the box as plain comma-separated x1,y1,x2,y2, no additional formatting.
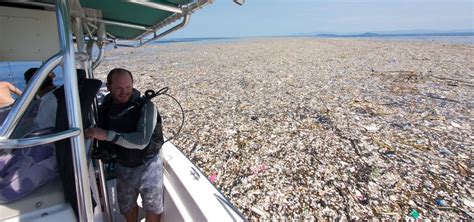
162,31,474,40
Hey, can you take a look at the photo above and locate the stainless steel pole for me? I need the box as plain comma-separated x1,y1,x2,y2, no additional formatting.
98,159,113,222
73,17,89,74
56,0,94,221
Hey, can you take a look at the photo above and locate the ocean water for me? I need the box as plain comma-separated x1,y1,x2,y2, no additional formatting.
0,61,64,90
153,37,242,45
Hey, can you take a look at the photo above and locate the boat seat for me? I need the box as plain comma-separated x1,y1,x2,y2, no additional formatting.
54,69,101,217
0,178,65,220
0,70,101,220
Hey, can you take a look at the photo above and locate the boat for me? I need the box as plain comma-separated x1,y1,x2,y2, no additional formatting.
0,0,246,221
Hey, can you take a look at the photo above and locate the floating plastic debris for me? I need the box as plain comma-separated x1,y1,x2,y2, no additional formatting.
209,171,218,183
410,209,420,219
96,38,473,220
363,124,379,132
450,122,461,128
436,199,448,207
251,206,269,218
440,147,455,156
462,199,474,208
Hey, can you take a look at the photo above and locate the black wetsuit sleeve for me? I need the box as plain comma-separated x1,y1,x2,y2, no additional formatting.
106,101,157,150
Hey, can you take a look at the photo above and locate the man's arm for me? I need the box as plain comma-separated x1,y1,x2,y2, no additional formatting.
106,102,157,150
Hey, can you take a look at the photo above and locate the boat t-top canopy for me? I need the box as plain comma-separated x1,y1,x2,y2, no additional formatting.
3,0,243,47
80,0,200,40
0,0,245,61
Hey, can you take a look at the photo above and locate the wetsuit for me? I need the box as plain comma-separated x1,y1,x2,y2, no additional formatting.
99,89,164,215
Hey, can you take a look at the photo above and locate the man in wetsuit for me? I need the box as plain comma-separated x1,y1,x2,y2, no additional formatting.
0,81,22,123
85,68,163,222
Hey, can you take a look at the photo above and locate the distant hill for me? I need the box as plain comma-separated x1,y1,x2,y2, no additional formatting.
312,32,474,38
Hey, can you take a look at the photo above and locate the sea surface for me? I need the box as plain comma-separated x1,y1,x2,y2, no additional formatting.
0,61,63,91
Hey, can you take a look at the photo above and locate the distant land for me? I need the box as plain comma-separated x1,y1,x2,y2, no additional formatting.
310,32,474,38
300,29,474,36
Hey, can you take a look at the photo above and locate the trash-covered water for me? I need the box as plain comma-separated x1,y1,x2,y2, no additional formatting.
84,37,474,220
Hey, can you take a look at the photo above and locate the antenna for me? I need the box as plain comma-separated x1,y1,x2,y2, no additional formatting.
6,62,19,96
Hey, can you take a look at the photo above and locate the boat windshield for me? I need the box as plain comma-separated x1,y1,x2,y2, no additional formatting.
0,61,64,90
0,61,64,137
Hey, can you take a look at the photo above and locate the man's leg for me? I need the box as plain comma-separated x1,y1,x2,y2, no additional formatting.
125,206,139,222
117,163,139,222
145,212,160,222
140,156,163,222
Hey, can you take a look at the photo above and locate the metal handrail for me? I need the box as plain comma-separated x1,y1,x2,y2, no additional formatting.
0,128,81,149
77,13,114,222
132,0,213,41
0,3,94,220
84,17,153,31
56,0,94,221
116,0,214,47
0,54,63,139
128,0,183,14
97,159,113,222
91,23,107,70
115,14,190,48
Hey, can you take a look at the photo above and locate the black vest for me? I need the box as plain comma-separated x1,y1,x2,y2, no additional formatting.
98,95,163,168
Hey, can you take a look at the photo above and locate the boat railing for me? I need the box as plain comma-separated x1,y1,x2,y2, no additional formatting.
0,128,81,149
114,14,191,48
114,0,213,47
0,0,94,221
0,54,62,139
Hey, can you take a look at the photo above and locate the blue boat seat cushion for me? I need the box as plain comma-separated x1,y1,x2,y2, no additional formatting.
0,128,58,204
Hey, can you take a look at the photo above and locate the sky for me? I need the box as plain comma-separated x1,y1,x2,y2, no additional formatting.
167,0,474,38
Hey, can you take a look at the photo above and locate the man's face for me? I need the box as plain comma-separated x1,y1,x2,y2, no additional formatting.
48,72,56,81
108,72,133,104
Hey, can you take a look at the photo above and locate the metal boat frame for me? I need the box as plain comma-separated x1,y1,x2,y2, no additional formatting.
0,0,245,221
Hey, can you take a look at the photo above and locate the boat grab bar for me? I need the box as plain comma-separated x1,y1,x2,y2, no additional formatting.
0,128,81,149
0,54,63,138
114,14,190,48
